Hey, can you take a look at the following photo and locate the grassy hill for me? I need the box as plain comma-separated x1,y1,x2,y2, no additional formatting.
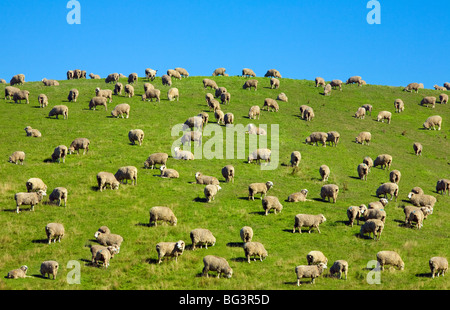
0,74,448,290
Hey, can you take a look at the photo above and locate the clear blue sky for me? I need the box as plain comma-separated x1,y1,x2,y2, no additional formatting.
0,0,448,88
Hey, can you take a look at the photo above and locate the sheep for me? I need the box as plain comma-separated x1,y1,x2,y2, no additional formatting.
373,154,393,170
403,82,420,93
4,86,20,100
111,103,130,119
97,226,111,234
48,187,68,207
354,132,372,147
8,151,25,165
305,132,328,147
95,87,113,103
243,242,268,263
324,84,332,96
224,113,234,126
262,98,279,112
42,78,59,86
40,261,59,280
242,68,256,77
142,89,161,102
376,251,404,271
212,68,226,76
315,77,326,87
89,73,100,79
287,189,309,202
114,82,124,95
127,73,138,84
346,76,362,86
326,131,340,147
277,92,288,102
89,244,118,264
10,74,25,86
105,73,119,84
48,105,69,119
357,163,369,181
94,231,123,249
204,184,221,202
360,219,384,240
320,184,339,203
307,251,328,265
203,78,219,90
6,266,29,279
429,257,448,278
114,166,138,185
262,196,283,215
156,240,185,264
394,99,405,113
436,179,450,195
67,88,79,102
220,92,231,104
128,129,144,146
173,146,194,160
144,153,168,169
299,104,312,118
89,96,108,111
434,85,446,91
73,69,82,79
149,206,177,226
330,79,343,91
363,156,373,171
406,208,424,229
93,246,117,268
420,96,436,109
347,204,367,227
243,79,258,91
96,172,120,192
215,87,227,98
364,208,387,224
270,78,280,89
69,138,90,154
240,226,253,243
354,107,366,119
264,69,282,78
175,67,189,78
411,186,424,195
38,94,48,108
377,111,392,124
439,93,448,104
124,84,134,98
195,172,219,185
247,124,266,135
208,98,221,112
407,192,437,208
248,181,273,200
221,165,235,183
26,178,47,192
202,255,233,278
190,228,216,250
413,142,422,155
67,70,74,80
293,214,326,234
389,170,402,184
215,109,225,125
161,74,172,86
145,68,157,81
197,112,209,127
248,105,261,119
290,151,301,167
159,165,179,178
445,82,450,90
423,115,442,130
368,198,389,210
362,104,373,115
319,165,330,182
248,148,271,164
24,126,41,137
167,87,179,101
295,263,327,286
45,223,65,244
403,205,432,224
13,90,30,104
0,79,5,84
330,260,349,280
15,190,46,213
376,182,399,201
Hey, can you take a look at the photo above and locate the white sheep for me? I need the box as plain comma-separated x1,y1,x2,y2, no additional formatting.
329,260,349,280
114,166,138,185
149,206,177,226
436,179,450,195
320,184,339,203
403,82,420,93
277,92,288,102
94,231,123,249
389,170,401,184
364,208,387,224
173,146,194,160
403,205,432,224
38,94,48,108
262,98,279,112
295,263,327,286
373,154,393,170
6,266,29,279
111,103,130,118
4,86,20,100
324,84,332,96
264,69,282,78
167,88,179,101
159,165,179,178
95,87,113,103
363,156,373,171
248,148,271,164
270,78,280,89
346,76,363,86
175,67,189,78
220,92,231,105
377,111,392,124
190,228,216,250
203,78,218,90
212,68,226,76
221,165,235,183
243,242,268,263
202,255,233,278
326,131,340,147
42,78,59,86
293,214,326,234
315,77,326,87
89,96,108,111
376,182,399,201
96,172,120,192
8,151,25,165
357,163,369,181
51,145,68,163
247,124,266,135
93,245,117,268
413,142,422,155
105,73,119,83
48,105,69,119
240,226,253,243
144,153,168,169
214,109,225,125
69,138,90,155
362,104,373,115
14,190,46,213
420,96,436,109
394,99,405,113
290,151,301,167
195,172,219,185
305,132,328,147
40,261,59,280
248,181,273,200
354,107,366,119
360,219,384,240
429,257,448,278
128,129,144,146
24,126,41,137
204,184,221,202
262,196,283,215
287,189,309,202
26,178,47,192
68,89,79,102
242,68,256,77
248,105,260,119
45,223,65,244
347,204,367,227
368,198,389,209
376,251,404,271
319,165,330,181
114,82,124,95
423,115,442,130
407,192,437,208
48,187,68,207
145,68,157,81
156,240,185,264
141,89,161,102
439,93,448,104
406,208,424,229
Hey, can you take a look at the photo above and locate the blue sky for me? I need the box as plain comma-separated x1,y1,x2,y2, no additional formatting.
0,1,448,88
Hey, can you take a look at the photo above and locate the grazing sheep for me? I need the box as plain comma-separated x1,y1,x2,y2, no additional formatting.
355,132,371,145
13,90,30,104
93,246,117,268
376,251,404,271
174,67,189,78
149,206,177,227
324,84,332,96
14,190,46,213
330,260,349,280
48,105,69,119
67,70,74,80
195,172,219,185
127,73,138,84
377,111,392,124
262,196,283,215
248,148,271,164
413,142,422,155
69,138,90,154
326,131,340,147
197,112,209,127
248,181,273,200
105,73,119,84
421,96,436,109
439,93,448,104
89,96,108,111
264,69,282,78
167,87,179,101
360,219,384,240
207,98,221,112
42,78,59,86
96,172,120,192
364,208,386,224
159,165,179,178
407,192,437,208
10,74,25,86
346,76,362,86
40,261,59,280
307,251,328,265
363,156,373,171
48,187,68,207
67,89,79,102
354,107,366,119
347,204,367,227
368,198,389,210
403,205,432,224
215,87,227,98
436,179,450,195
145,68,157,81
156,241,185,264
212,68,226,76
204,184,221,202
220,92,231,104
26,178,47,192
95,87,113,103
293,214,326,234
403,82,420,93
248,105,261,119
277,92,288,102
8,151,25,165
161,74,172,86
114,82,124,95
290,151,301,167
51,145,68,164
128,129,144,146
242,68,256,77
263,98,279,112
429,257,448,278
319,165,330,182
114,166,138,185
4,86,20,100
330,79,343,91
203,78,219,90
243,79,258,91
394,99,405,113
434,85,446,91
89,73,100,79
357,163,369,181
111,103,130,118
287,189,309,202
215,109,225,125
38,94,48,108
6,266,29,279
389,170,402,184
173,146,194,160
444,82,450,90
247,124,266,135
94,231,123,249
362,104,373,115
305,132,328,147
124,84,134,98
202,255,233,278
141,88,161,102
270,78,280,89
45,223,65,244
423,115,442,130
224,112,234,126
320,184,339,203
300,105,314,120
373,154,393,170
240,226,253,243
295,263,327,286
243,242,268,263
190,229,216,250
144,153,168,169
406,208,424,229
24,126,41,137
221,165,235,183
376,182,399,201
315,77,326,87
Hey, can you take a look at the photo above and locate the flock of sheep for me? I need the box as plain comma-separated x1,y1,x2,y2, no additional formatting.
2,67,449,286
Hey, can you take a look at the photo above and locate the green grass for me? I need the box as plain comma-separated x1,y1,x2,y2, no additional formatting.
0,75,449,290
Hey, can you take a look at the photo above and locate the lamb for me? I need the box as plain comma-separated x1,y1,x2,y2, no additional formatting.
330,79,343,91
203,78,219,90
10,74,25,86
124,84,134,98
243,242,268,263
26,177,47,192
262,98,279,112
248,105,261,119
167,87,179,101
376,182,399,201
221,165,235,183
373,154,393,170
114,166,138,185
270,78,280,89
293,214,326,234
330,260,349,280
307,251,328,265
190,228,216,250
202,255,233,278
347,204,367,227
247,124,266,135
114,82,123,95
243,79,258,91
368,198,389,210
96,172,120,192
389,170,401,184
159,165,179,178
363,208,387,224
242,68,256,77
264,69,282,78
14,190,46,213
376,251,404,271
144,153,168,169
145,68,157,81
173,146,194,160
48,105,69,119
224,113,234,126
248,181,273,200
94,231,124,249
204,184,221,202
360,219,384,240
175,67,189,78
248,148,271,164
439,93,448,104
105,73,119,84
320,184,339,203
429,257,448,278
407,192,437,208
89,96,108,111
13,90,30,104
215,109,224,125
354,107,366,119
403,82,420,93
262,196,283,215
40,261,59,279
324,84,332,96
413,142,422,155
403,205,432,224
305,132,328,147
24,126,41,137
195,172,219,185
287,189,309,202
295,263,327,286
141,88,161,102
423,115,442,130
420,96,436,109
156,240,185,263
6,266,29,279
377,111,392,124
111,103,130,118
149,206,177,226
128,129,144,146
277,92,288,102
220,92,231,104
326,131,340,147
38,94,48,108
42,78,59,86
4,86,20,100
346,76,363,86
394,99,405,113
89,73,100,79
48,187,68,207
212,68,226,76
315,77,326,87
319,165,330,182
127,73,138,84
290,151,301,167
45,223,65,244
67,89,79,102
240,226,253,243
95,87,113,103
161,74,172,86
357,163,369,180
436,179,450,195
8,151,25,165
69,138,90,154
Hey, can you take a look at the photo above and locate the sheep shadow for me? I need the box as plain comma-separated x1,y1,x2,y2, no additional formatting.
193,197,208,203
31,274,55,280
415,272,433,278
249,211,266,216
349,176,362,180
145,258,160,265
2,208,21,213
230,257,247,263
226,242,244,248
43,158,54,163
31,239,49,244
135,222,150,228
